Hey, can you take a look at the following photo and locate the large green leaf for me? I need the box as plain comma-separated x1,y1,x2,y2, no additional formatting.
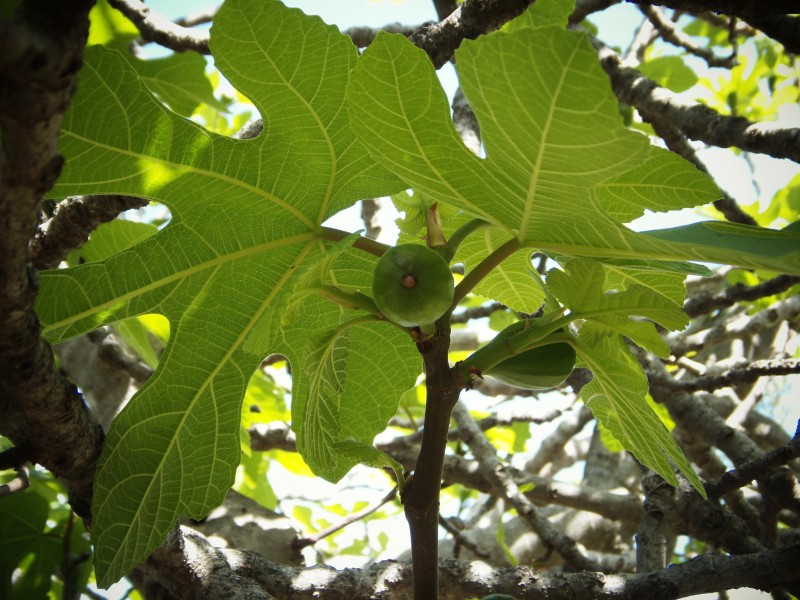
548,259,687,357
347,28,800,275
574,325,704,495
36,0,413,587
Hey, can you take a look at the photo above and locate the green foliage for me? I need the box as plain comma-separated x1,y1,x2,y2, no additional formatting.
25,0,799,588
88,0,225,116
0,477,92,600
37,0,415,586
638,55,698,93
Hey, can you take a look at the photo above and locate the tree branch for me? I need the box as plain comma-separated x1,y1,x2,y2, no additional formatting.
29,195,150,270
706,421,800,500
596,42,800,163
670,359,800,393
641,5,736,68
630,0,799,18
107,0,211,54
409,0,534,68
152,528,800,599
451,402,604,572
0,0,104,521
742,14,800,54
684,274,800,318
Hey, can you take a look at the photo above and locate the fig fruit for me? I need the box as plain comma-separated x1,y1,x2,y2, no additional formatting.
372,244,454,327
486,342,576,390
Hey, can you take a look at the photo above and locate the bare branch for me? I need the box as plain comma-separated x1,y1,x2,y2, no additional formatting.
409,0,534,68
629,0,798,18
0,465,30,497
706,421,800,499
641,5,736,67
670,294,800,357
293,487,398,551
740,14,800,53
596,43,800,163
569,0,622,24
107,0,211,54
451,402,605,572
343,23,423,48
29,195,149,270
195,534,800,599
671,359,800,393
644,118,757,226
684,274,800,318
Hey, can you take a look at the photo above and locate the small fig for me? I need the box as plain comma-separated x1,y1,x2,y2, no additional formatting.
486,342,576,390
372,244,454,328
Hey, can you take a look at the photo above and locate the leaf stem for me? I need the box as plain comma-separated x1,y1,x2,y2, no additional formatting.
449,238,522,311
308,285,381,315
443,218,490,262
319,226,391,258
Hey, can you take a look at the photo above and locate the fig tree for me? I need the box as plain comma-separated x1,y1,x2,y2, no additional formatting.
372,243,454,328
486,342,576,390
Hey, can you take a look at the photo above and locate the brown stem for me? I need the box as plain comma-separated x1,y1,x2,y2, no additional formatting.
401,319,461,599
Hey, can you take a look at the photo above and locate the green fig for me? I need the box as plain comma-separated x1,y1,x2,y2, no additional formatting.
486,342,576,390
372,243,454,328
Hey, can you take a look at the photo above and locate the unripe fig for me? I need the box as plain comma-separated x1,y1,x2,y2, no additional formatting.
372,244,454,328
486,342,576,390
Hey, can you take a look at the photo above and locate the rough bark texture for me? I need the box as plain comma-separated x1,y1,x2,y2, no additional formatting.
0,0,104,520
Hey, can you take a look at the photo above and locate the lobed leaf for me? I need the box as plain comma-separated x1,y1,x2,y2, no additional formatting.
574,325,705,496
36,0,409,587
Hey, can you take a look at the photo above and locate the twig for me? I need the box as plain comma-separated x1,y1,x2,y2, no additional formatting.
0,465,30,497
450,302,507,324
684,274,800,318
645,107,758,226
671,359,800,393
293,487,398,551
670,295,800,357
641,5,737,67
451,401,605,572
706,421,800,499
623,12,658,66
107,0,211,54
525,405,595,475
595,41,800,163
438,514,492,560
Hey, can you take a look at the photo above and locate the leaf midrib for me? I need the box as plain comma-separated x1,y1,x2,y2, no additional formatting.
42,231,317,337
101,237,320,583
